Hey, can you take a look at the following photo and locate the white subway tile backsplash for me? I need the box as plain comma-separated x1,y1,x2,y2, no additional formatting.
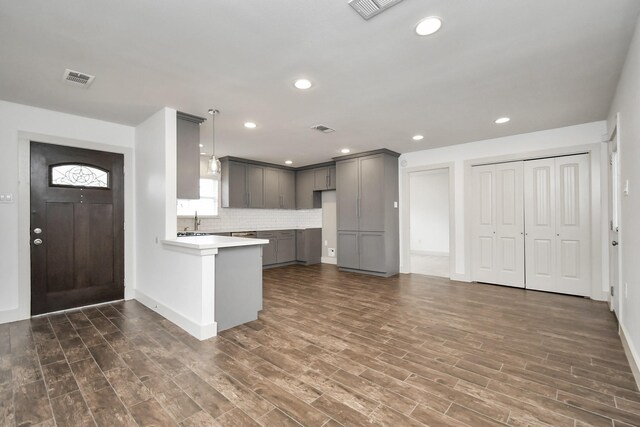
178,208,322,232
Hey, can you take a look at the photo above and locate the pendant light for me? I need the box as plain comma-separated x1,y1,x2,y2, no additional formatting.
207,108,222,176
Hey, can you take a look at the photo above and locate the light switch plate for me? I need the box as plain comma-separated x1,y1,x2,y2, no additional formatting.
623,179,629,196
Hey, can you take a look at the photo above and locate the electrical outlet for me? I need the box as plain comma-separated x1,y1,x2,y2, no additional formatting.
623,180,629,196
0,193,14,203
328,248,336,257
394,201,398,208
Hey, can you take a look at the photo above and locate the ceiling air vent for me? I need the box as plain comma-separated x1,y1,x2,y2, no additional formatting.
62,69,95,87
348,0,404,20
311,124,336,134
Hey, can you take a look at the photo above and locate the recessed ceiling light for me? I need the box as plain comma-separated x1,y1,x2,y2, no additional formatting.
294,79,312,90
495,117,511,124
244,122,257,129
412,135,424,141
285,160,293,165
341,148,351,154
415,17,442,36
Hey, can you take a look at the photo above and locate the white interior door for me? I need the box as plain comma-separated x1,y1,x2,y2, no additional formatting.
495,162,524,287
471,163,524,287
525,158,556,291
525,154,591,296
471,165,497,284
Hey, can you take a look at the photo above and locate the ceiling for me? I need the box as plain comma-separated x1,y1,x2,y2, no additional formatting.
1,1,639,166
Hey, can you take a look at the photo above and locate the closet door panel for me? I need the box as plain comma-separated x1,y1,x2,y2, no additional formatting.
495,162,524,287
471,165,496,284
525,159,556,291
555,154,590,296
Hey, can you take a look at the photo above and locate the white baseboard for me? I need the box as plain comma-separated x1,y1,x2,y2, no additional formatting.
450,272,471,282
0,307,29,324
620,321,640,391
321,257,337,265
134,290,217,341
410,250,450,257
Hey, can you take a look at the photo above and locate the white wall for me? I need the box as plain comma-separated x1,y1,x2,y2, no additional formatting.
177,208,322,233
400,121,608,299
321,191,337,264
607,15,640,385
409,169,449,254
0,100,135,323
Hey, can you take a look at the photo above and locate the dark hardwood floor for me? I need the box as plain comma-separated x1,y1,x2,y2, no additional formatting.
1,264,639,426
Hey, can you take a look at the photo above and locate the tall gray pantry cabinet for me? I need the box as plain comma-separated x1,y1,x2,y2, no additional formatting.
336,150,399,277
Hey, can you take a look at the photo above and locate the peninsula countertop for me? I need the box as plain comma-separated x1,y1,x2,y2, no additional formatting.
162,235,269,250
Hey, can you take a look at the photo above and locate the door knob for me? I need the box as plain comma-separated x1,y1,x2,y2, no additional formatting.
33,238,43,245
612,240,619,246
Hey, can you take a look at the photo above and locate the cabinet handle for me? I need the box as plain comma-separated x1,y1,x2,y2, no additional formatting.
275,239,278,253
326,173,329,189
249,192,252,206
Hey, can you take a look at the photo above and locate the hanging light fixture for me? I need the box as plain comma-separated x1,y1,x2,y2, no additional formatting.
207,109,221,176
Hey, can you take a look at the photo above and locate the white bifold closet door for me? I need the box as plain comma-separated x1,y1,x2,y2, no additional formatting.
471,161,525,288
524,154,591,296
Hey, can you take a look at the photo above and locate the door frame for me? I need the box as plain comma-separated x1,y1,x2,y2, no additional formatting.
607,113,623,316
16,132,135,320
463,142,608,301
400,162,456,278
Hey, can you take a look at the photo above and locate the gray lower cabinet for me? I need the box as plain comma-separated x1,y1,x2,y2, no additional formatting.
296,228,321,265
258,230,295,266
336,149,399,277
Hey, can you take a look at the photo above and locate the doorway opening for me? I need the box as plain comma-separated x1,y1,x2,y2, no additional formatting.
409,168,450,278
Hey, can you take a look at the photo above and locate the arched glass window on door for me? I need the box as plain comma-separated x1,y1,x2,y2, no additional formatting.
50,164,110,189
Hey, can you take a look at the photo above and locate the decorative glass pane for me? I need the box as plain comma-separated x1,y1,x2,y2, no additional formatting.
51,164,109,188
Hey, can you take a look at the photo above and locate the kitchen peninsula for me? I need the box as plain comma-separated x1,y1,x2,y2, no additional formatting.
151,235,268,339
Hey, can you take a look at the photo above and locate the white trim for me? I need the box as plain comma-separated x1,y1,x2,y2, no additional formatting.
410,250,449,257
463,142,607,300
16,132,136,323
134,289,217,340
321,256,337,265
620,321,640,391
31,299,124,317
400,162,456,278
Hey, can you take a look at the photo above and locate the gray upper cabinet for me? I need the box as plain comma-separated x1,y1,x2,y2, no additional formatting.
176,112,205,199
264,168,280,209
280,170,295,209
335,149,399,277
296,169,319,209
222,160,247,208
313,165,336,191
246,165,264,208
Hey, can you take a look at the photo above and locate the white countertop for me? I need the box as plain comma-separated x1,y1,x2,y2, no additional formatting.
163,235,269,250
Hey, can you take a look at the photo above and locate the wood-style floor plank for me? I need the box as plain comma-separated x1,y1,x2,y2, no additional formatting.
1,264,637,427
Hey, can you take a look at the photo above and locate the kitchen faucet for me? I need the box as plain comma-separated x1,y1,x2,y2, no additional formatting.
194,211,201,231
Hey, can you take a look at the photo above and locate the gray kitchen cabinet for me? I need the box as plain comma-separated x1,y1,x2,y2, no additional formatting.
280,170,296,209
223,161,247,208
257,231,277,265
264,168,280,209
337,231,359,270
246,164,264,208
313,165,337,191
266,168,296,209
276,230,296,263
296,169,320,209
176,112,205,199
336,158,359,231
296,228,321,265
335,149,399,277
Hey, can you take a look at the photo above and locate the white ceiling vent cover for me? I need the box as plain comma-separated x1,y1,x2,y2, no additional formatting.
311,124,336,134
62,69,95,87
348,0,404,20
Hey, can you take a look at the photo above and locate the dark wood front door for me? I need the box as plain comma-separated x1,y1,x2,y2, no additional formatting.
30,142,125,315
